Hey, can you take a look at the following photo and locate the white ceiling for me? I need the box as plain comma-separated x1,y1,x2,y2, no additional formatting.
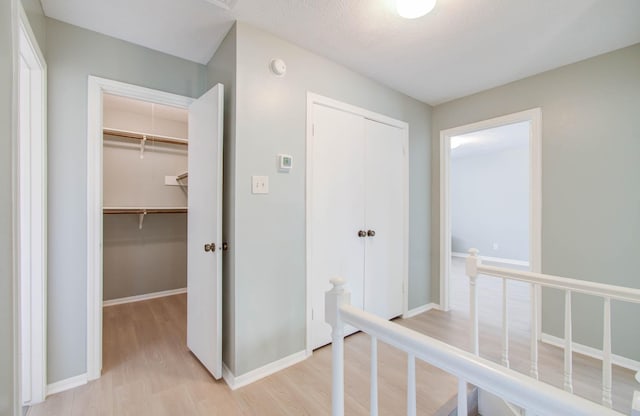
451,121,529,159
41,0,640,105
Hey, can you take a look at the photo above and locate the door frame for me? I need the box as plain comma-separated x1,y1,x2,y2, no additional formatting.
305,92,409,356
439,108,542,313
15,2,48,405
86,77,194,380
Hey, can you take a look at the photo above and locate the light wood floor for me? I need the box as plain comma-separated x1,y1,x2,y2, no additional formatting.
29,294,459,416
30,260,637,415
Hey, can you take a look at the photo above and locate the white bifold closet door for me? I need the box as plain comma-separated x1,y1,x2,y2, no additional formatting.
310,103,405,350
309,105,366,349
363,119,405,320
187,84,224,379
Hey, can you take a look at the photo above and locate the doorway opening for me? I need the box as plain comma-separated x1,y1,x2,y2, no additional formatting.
449,121,530,313
17,3,47,406
439,109,541,315
100,93,190,377
86,78,224,383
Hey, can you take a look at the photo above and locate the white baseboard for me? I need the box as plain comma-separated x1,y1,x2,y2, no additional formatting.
452,252,529,267
222,350,308,390
46,373,88,396
541,332,640,372
103,287,187,307
403,303,439,318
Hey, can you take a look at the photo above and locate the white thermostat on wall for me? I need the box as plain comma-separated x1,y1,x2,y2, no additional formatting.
278,154,293,171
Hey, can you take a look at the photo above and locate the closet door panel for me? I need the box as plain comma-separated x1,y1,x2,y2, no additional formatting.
310,104,365,349
363,119,405,319
187,84,224,379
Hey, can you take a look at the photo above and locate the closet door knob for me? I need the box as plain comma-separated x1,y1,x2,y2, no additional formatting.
204,243,216,252
367,230,376,237
357,230,367,238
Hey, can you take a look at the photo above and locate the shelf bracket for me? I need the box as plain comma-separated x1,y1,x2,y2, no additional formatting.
140,135,147,159
138,210,147,230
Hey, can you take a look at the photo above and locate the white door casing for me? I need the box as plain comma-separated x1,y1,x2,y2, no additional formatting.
187,84,224,378
87,78,194,382
17,2,47,405
438,108,542,313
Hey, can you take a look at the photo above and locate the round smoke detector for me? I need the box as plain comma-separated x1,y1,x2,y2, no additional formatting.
270,59,287,77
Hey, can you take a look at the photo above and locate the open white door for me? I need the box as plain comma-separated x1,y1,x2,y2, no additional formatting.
187,84,224,378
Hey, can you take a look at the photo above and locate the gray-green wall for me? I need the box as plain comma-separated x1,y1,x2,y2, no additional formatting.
231,23,432,375
1,0,16,413
43,16,432,385
45,17,207,383
432,43,640,360
21,0,46,54
205,24,238,373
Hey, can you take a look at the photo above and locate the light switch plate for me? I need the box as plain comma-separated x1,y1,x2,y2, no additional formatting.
252,176,269,194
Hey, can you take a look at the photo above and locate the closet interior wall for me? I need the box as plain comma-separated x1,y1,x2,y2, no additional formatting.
102,94,188,301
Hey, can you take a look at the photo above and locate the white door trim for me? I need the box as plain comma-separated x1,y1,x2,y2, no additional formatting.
305,92,409,356
86,77,193,380
16,2,47,405
439,108,542,312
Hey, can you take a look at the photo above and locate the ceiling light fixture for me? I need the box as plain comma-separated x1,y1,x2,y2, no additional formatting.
396,0,436,19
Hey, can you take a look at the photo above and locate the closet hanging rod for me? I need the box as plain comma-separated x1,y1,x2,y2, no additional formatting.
103,128,188,146
103,207,188,214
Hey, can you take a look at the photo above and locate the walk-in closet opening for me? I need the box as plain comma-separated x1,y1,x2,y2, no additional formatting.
87,78,223,384
101,93,190,371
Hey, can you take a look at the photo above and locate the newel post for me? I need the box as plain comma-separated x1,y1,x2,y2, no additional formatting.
326,277,350,416
466,248,481,356
632,372,640,416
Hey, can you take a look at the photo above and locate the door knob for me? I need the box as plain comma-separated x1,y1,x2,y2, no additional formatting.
204,243,216,252
357,230,367,238
367,230,376,237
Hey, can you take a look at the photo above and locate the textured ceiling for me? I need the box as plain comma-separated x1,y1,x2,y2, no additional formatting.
41,0,640,105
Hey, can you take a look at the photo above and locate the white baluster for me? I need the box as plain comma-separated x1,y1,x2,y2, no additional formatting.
466,248,481,356
370,336,378,416
564,290,573,393
502,278,510,368
602,297,613,408
457,378,468,416
139,134,147,159
407,354,416,416
633,392,640,416
530,284,539,379
325,277,350,416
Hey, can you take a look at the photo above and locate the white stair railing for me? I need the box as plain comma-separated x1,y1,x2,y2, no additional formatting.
465,248,640,409
325,278,633,416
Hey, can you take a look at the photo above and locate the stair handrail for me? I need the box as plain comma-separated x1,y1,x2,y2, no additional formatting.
325,277,629,416
465,248,640,409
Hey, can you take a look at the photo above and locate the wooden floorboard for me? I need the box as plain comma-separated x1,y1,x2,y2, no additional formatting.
29,259,637,415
